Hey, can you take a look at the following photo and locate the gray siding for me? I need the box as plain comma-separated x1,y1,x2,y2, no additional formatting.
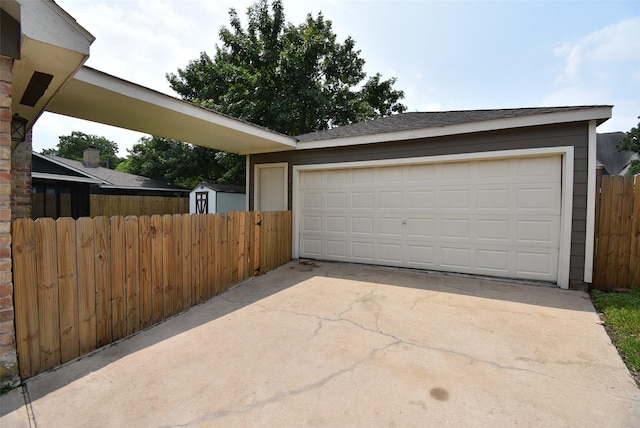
251,122,590,283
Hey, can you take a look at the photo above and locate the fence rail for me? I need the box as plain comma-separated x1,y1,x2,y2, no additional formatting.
89,194,189,217
592,175,640,290
12,211,291,379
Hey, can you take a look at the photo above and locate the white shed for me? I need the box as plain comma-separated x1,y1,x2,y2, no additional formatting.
189,183,246,214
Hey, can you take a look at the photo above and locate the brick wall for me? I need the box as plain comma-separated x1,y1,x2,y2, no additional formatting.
0,55,19,389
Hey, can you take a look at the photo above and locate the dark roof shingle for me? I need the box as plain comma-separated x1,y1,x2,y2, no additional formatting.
295,106,610,142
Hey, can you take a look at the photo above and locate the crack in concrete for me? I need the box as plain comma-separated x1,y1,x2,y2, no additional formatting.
167,340,400,427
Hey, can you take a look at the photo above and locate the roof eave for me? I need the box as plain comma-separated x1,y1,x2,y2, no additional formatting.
295,106,613,150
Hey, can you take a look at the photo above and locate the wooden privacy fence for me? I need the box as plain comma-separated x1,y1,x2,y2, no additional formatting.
89,194,189,217
12,211,292,379
593,175,640,290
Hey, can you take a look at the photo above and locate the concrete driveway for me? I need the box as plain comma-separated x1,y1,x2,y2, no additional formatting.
2,261,639,427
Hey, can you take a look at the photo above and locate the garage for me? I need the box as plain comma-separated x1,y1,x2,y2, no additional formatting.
297,155,562,282
249,106,613,289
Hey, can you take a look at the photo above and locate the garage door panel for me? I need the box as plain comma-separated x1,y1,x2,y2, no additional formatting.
298,155,561,282
351,241,373,260
407,218,435,237
327,217,347,233
440,247,471,269
476,219,510,241
350,217,373,234
440,189,473,210
302,192,322,209
302,216,322,233
407,190,435,209
516,250,558,278
326,192,347,209
477,188,510,210
476,249,510,273
378,243,403,262
408,245,435,265
379,191,403,209
327,240,347,257
439,218,471,240
517,156,561,179
351,192,374,209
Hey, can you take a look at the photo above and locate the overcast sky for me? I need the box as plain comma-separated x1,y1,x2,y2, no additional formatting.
35,0,640,156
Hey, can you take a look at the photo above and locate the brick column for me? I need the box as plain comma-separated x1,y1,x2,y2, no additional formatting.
0,55,19,389
11,130,32,220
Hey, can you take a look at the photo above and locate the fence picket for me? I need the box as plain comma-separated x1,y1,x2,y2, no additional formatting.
191,215,201,304
76,217,96,355
139,216,153,328
35,218,60,371
162,215,175,317
206,214,215,298
125,216,140,335
173,214,184,314
56,218,79,363
111,216,127,341
150,215,164,323
12,219,40,378
94,217,112,347
181,214,192,308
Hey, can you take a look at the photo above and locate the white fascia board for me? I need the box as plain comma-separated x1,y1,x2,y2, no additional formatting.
20,0,95,53
73,67,297,148
32,172,102,184
296,106,613,150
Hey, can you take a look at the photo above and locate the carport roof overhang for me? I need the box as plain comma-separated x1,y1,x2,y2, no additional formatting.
46,67,297,155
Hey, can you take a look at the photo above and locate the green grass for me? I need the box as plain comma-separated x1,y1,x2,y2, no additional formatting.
591,288,640,385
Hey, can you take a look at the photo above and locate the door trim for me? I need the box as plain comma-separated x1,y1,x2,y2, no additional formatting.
254,162,288,211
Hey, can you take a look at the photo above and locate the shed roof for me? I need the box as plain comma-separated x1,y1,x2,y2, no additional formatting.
193,183,246,194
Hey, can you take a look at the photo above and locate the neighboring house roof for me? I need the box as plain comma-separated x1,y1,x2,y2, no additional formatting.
192,183,246,194
295,106,612,145
32,152,188,192
596,132,638,176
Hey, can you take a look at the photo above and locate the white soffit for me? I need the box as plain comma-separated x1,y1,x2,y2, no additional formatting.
46,67,297,155
295,106,613,150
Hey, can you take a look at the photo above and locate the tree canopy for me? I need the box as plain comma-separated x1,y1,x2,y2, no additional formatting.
167,0,406,136
114,0,409,187
42,131,122,169
617,117,640,175
116,136,243,188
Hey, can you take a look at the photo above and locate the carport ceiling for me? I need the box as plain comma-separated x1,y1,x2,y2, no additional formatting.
46,67,297,155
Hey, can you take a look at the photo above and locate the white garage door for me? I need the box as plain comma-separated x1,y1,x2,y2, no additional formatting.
298,156,562,282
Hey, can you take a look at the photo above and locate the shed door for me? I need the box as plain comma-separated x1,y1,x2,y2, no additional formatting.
298,156,561,282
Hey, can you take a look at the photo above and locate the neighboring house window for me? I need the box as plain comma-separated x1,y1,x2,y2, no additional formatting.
195,191,208,214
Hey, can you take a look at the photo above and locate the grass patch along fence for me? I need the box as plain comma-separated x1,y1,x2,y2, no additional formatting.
591,288,640,386
12,211,292,379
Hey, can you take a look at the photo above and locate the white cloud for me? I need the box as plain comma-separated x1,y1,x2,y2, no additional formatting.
553,17,640,83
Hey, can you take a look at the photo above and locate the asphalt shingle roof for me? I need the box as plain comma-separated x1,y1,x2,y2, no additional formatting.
46,154,186,190
596,132,637,176
295,106,610,142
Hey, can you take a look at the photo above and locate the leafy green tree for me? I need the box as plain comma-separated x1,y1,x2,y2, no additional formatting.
617,118,640,175
168,0,406,135
42,131,122,169
164,0,406,186
117,136,244,188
